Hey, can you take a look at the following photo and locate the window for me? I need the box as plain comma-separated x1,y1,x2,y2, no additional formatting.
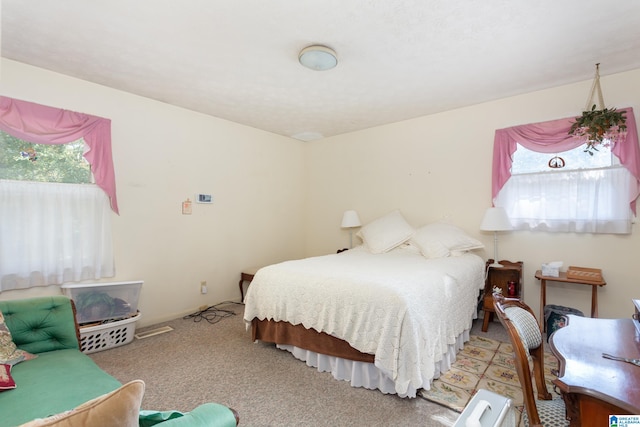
496,143,633,233
492,109,640,235
511,142,617,174
0,132,91,183
0,97,117,291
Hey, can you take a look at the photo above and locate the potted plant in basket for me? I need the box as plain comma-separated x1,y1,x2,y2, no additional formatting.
569,104,627,155
568,63,627,155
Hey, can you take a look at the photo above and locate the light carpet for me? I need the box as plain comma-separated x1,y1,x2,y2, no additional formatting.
92,303,486,427
419,335,560,423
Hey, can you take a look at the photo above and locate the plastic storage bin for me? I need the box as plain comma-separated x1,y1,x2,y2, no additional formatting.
61,280,143,325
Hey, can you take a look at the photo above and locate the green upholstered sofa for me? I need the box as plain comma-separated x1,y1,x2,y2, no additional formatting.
0,296,238,427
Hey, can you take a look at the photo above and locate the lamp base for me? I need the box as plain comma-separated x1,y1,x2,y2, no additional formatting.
488,261,504,268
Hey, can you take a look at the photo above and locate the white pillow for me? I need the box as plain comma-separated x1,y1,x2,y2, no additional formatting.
357,210,414,254
412,222,484,258
414,237,451,259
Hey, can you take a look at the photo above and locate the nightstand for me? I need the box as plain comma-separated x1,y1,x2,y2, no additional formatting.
239,266,260,302
481,259,523,332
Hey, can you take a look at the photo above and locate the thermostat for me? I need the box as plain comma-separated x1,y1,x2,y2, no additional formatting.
196,194,213,204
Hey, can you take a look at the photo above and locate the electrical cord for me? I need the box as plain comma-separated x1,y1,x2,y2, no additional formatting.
183,301,243,324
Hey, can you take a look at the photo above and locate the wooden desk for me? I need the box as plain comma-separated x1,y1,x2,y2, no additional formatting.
550,315,640,427
535,270,606,329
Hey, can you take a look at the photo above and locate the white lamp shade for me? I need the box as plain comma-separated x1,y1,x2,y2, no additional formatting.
341,210,361,228
480,207,512,231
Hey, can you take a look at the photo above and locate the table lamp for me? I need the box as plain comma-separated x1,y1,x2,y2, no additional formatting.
341,210,361,248
480,207,512,268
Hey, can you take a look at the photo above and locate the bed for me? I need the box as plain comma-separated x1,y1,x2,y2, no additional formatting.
243,211,486,398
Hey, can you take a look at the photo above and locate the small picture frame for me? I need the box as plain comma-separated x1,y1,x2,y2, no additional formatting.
182,199,192,215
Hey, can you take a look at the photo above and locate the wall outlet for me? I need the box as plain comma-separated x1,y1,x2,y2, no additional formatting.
200,281,207,294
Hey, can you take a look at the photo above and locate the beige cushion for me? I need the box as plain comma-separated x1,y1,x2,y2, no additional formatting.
20,380,145,427
504,306,542,352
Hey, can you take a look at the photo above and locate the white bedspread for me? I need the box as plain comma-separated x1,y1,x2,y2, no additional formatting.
243,244,485,396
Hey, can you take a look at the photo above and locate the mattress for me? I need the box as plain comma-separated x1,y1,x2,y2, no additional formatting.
243,244,485,396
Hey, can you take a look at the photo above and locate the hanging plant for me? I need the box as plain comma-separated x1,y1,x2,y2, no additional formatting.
568,64,628,155
569,104,627,154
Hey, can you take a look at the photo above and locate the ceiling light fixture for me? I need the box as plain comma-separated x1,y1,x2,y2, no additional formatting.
298,45,337,71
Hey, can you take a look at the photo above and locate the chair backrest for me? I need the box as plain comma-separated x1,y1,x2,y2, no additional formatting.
493,294,552,427
0,296,81,354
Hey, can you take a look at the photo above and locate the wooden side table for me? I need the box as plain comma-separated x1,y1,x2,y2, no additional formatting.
535,270,606,330
239,266,260,301
482,259,523,332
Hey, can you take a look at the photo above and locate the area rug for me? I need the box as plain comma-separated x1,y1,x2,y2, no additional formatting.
418,335,560,420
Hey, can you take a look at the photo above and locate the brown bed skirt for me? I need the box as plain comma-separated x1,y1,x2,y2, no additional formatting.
251,318,375,363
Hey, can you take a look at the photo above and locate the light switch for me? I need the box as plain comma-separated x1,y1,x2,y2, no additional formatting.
196,194,213,203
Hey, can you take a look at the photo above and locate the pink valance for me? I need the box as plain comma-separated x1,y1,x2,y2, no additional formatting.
492,107,640,214
0,97,118,214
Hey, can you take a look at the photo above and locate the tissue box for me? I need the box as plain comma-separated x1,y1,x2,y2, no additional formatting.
541,263,560,277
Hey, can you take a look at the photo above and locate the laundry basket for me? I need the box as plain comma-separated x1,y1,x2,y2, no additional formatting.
79,312,141,354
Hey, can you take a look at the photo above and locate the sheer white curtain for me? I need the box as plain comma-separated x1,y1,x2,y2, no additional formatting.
495,166,633,234
0,180,114,291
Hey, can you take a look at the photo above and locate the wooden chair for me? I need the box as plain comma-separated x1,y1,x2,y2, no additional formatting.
493,294,568,427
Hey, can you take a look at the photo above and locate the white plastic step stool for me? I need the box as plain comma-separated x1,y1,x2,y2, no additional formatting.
453,389,515,427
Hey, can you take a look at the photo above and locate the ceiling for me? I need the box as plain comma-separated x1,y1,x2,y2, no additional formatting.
3,1,640,141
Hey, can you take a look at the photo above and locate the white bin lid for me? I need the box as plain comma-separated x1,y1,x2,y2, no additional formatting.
61,280,144,289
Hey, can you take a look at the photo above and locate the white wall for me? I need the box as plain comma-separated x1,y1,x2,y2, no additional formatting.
0,59,306,326
2,58,639,324
306,68,640,319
